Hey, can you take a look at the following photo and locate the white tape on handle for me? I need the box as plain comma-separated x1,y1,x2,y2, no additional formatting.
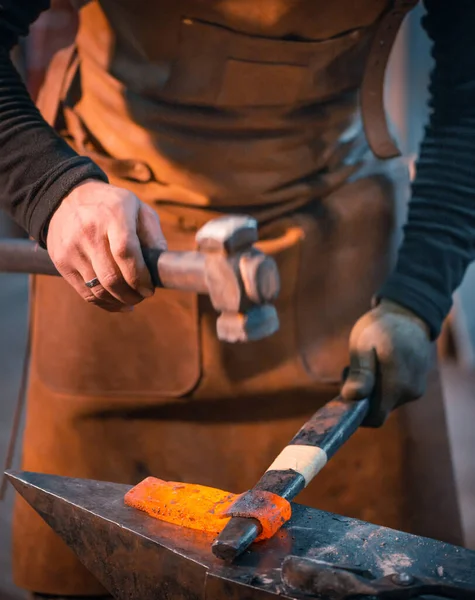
266,445,328,487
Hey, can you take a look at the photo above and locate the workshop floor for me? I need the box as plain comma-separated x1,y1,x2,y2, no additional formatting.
0,273,475,600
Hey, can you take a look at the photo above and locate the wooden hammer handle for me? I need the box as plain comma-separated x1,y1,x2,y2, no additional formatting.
0,238,208,294
0,239,59,276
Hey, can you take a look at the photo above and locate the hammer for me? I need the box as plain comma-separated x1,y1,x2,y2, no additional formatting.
0,215,280,343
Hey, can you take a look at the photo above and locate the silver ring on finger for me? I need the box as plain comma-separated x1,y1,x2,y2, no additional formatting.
84,277,101,289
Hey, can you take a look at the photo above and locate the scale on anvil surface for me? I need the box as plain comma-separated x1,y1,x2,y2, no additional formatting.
6,471,475,600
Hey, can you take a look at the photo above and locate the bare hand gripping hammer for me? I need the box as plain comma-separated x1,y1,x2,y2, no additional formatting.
0,215,280,343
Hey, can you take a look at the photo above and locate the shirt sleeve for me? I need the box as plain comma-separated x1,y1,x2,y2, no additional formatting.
0,0,108,245
377,0,475,340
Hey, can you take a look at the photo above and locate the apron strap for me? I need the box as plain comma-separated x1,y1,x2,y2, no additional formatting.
361,0,419,159
36,43,79,127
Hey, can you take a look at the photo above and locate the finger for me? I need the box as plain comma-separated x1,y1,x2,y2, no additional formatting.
89,241,144,306
382,343,429,414
68,269,132,313
341,366,351,384
375,363,401,426
76,261,134,311
341,348,376,401
52,251,129,312
108,219,154,300
365,355,401,428
407,346,431,401
392,366,427,410
138,204,168,250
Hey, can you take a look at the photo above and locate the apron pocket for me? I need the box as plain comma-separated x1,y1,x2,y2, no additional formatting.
295,171,401,383
31,219,202,398
162,16,374,107
197,169,399,400
198,216,312,398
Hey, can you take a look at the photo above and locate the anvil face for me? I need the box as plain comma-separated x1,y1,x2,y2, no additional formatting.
7,471,475,600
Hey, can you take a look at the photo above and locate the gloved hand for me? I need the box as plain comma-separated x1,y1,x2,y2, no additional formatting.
341,299,432,427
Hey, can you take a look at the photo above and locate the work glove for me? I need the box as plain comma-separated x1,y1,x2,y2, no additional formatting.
341,299,432,427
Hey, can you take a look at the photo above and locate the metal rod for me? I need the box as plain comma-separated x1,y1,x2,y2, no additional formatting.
0,239,59,275
0,239,208,294
212,397,371,561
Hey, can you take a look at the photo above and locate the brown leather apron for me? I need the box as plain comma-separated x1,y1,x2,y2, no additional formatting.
13,1,463,595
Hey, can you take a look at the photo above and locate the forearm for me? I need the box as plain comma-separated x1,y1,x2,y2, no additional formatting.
378,0,475,339
378,128,475,338
0,0,107,244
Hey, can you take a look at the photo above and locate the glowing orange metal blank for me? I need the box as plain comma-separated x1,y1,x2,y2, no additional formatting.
222,489,292,542
124,477,292,541
124,478,235,534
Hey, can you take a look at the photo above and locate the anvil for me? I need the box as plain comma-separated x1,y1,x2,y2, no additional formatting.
7,471,475,600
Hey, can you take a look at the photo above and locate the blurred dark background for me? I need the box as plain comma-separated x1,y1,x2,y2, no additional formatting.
1,4,475,598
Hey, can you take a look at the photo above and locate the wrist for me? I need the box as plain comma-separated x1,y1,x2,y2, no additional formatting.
376,298,431,338
64,177,109,200
42,177,108,247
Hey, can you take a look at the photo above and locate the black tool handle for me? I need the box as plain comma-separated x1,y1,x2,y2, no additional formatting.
0,238,208,293
212,397,370,561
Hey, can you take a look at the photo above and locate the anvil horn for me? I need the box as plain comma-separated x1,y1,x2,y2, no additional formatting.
5,470,216,600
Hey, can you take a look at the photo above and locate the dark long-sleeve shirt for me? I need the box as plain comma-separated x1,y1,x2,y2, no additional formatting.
0,1,108,243
0,0,473,339
378,0,475,339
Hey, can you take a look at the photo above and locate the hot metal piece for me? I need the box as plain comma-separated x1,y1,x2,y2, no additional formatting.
6,470,475,600
124,477,236,534
123,477,290,542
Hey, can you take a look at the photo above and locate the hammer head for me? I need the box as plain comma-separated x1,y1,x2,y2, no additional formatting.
196,216,280,343
196,215,258,254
